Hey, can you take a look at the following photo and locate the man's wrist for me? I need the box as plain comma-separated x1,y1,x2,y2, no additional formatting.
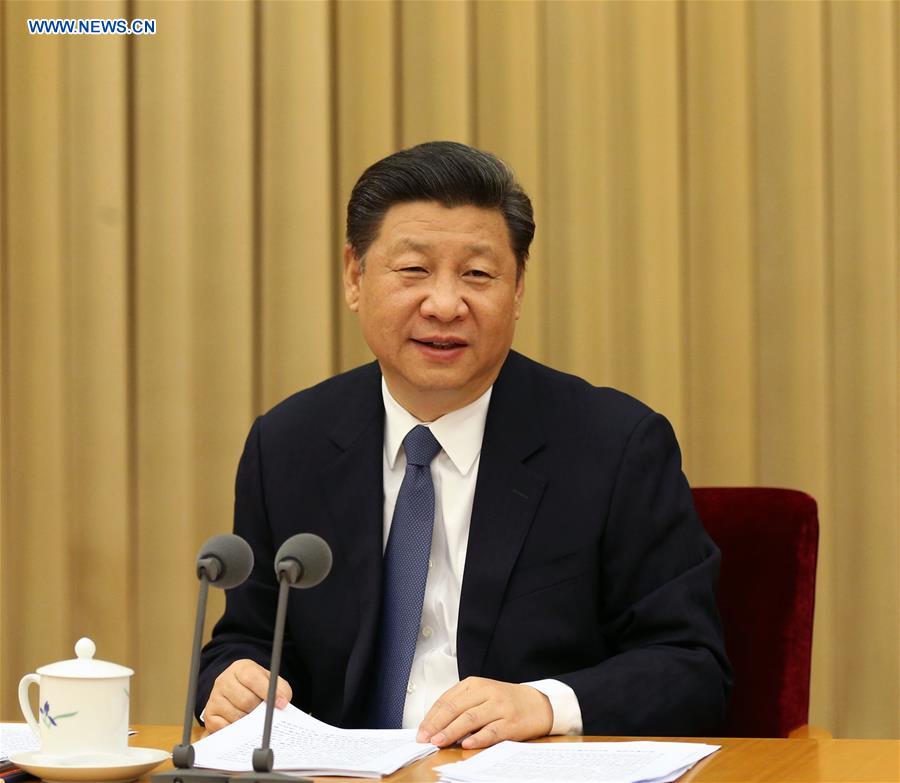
524,678,583,735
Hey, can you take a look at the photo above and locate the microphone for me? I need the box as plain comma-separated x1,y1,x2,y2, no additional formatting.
232,534,332,783
153,534,254,783
197,534,256,589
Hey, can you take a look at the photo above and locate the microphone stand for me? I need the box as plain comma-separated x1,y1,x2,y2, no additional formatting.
229,560,311,783
153,561,230,783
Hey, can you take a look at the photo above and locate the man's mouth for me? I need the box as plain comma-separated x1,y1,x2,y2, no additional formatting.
413,338,467,351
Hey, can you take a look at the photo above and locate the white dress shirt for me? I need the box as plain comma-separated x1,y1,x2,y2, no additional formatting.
381,379,583,735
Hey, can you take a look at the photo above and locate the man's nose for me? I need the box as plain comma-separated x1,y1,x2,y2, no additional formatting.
420,276,468,321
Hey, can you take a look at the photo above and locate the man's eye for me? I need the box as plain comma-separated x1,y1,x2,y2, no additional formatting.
398,266,428,275
464,269,491,279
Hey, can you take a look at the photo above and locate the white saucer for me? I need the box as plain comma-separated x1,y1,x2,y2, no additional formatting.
9,747,170,783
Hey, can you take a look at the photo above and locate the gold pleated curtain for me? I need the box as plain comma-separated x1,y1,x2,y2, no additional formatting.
1,0,897,738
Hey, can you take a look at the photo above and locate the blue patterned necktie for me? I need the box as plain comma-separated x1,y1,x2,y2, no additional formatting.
370,424,442,728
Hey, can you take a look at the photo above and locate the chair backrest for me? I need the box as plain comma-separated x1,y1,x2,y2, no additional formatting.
692,487,819,738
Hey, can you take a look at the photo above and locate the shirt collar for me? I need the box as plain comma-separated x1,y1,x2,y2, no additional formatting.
382,378,492,476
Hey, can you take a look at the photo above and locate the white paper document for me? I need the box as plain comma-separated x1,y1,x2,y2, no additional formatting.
434,740,720,783
191,703,437,778
0,723,40,763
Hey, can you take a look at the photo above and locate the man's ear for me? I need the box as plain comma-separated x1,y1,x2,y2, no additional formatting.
343,244,363,312
513,269,525,320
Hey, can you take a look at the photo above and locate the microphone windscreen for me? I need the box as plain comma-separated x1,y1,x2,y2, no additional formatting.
197,534,254,590
275,533,333,588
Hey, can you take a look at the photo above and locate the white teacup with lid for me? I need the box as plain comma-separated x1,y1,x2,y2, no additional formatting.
18,637,133,760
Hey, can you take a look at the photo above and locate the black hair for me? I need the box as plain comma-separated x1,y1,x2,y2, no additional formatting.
346,141,535,275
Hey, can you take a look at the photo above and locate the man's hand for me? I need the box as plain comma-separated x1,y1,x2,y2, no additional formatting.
416,677,553,749
203,659,293,733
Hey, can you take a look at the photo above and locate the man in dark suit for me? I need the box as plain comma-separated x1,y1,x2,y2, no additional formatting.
197,141,731,748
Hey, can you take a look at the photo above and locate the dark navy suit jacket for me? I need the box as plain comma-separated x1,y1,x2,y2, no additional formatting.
197,351,731,734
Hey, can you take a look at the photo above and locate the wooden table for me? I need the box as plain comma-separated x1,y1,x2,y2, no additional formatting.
130,725,900,783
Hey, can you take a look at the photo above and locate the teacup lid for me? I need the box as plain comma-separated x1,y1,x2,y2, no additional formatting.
36,638,134,679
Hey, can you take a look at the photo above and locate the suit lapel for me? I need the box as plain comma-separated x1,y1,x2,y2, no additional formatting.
457,352,547,678
313,364,385,724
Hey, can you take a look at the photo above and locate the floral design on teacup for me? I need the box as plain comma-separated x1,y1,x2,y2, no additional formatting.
39,700,78,728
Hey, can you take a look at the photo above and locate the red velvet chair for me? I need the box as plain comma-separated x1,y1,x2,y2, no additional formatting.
692,487,819,738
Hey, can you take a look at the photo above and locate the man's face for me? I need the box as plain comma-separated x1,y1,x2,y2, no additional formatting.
343,201,524,420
